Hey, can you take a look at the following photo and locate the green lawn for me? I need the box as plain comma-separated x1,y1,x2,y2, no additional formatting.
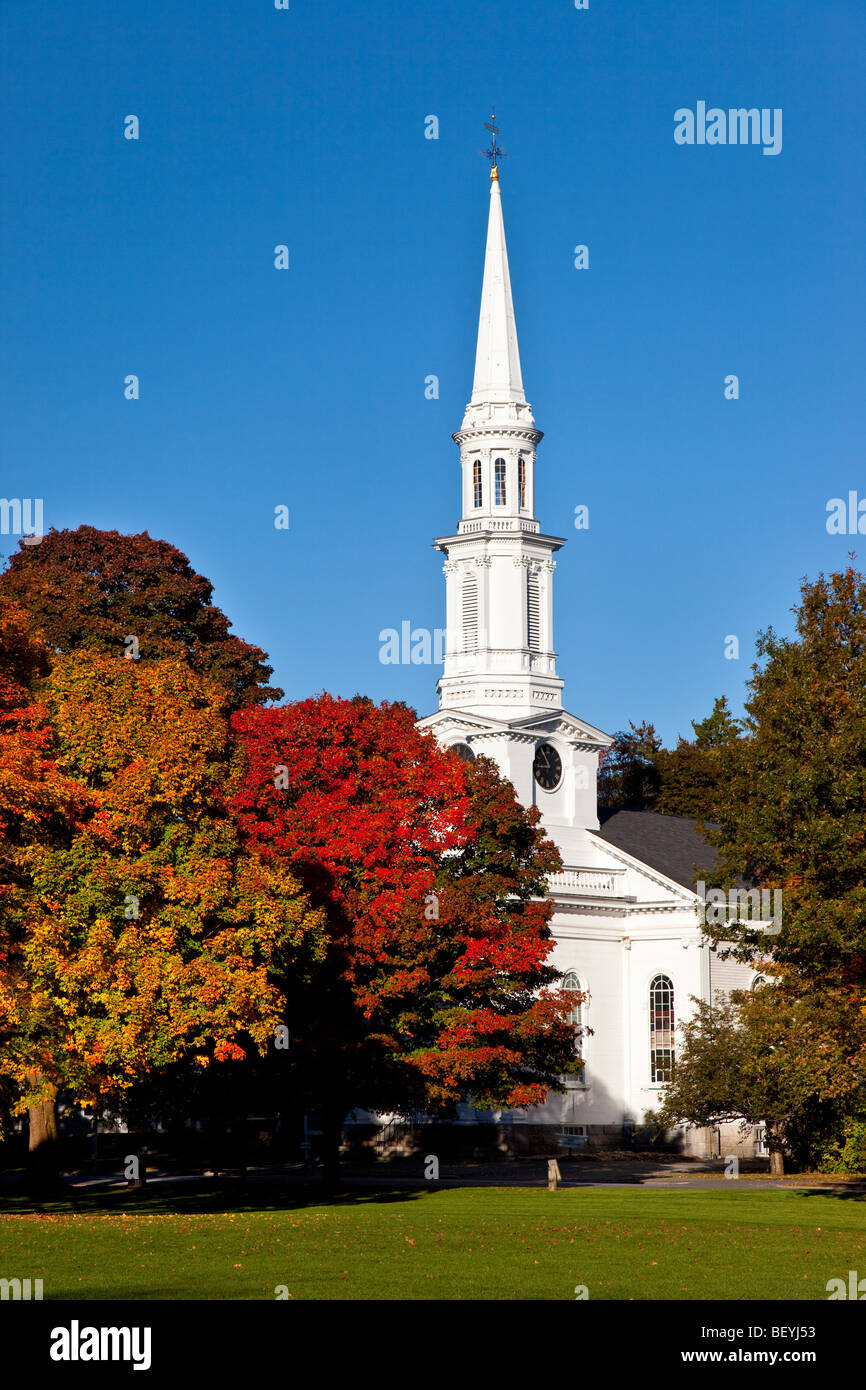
2,1184,865,1300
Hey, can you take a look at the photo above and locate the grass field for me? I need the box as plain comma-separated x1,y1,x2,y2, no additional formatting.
2,1183,866,1300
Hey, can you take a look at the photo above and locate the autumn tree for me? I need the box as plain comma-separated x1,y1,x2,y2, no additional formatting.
0,602,84,1172
231,695,581,1183
0,650,324,1185
0,526,280,709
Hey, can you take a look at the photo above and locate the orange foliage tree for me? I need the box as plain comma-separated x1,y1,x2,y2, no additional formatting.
0,640,324,1180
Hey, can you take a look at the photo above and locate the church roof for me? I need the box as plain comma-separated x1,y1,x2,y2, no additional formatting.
595,808,719,892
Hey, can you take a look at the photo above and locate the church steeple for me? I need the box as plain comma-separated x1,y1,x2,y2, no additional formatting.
471,170,525,408
454,160,541,525
430,138,565,724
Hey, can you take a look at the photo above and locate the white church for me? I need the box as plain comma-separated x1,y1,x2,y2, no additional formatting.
406,158,762,1160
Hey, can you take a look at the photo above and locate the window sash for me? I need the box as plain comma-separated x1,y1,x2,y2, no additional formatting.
494,458,506,505
649,975,674,1083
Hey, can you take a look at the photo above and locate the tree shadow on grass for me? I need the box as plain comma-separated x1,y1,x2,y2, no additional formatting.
0,1176,441,1217
788,1184,866,1203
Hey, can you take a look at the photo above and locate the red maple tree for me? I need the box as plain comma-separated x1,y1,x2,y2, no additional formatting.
232,694,581,1175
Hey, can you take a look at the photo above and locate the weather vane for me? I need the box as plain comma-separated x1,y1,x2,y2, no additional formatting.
479,111,507,176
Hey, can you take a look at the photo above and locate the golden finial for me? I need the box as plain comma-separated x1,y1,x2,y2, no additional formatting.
480,111,507,180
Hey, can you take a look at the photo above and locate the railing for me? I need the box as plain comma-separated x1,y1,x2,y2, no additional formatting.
548,868,627,896
457,518,540,535
375,1117,414,1154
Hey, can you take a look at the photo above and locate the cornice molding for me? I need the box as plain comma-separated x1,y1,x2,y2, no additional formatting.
453,426,543,447
551,900,691,919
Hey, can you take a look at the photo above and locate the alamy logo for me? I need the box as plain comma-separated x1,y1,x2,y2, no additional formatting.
696,881,782,933
826,492,866,535
0,1276,43,1300
0,498,43,544
674,103,782,156
50,1320,152,1371
826,1270,866,1300
379,622,447,665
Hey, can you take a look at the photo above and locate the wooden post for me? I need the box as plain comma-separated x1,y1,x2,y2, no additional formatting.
547,1158,561,1191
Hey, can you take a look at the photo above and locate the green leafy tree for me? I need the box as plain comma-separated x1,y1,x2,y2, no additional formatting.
597,721,663,809
704,566,866,1002
651,986,866,1173
816,1115,866,1174
671,566,866,1169
657,696,743,819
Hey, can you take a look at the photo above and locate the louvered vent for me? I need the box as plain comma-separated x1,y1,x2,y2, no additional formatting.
462,576,478,652
527,573,541,651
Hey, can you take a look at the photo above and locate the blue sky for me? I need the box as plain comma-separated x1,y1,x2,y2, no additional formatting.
2,0,863,744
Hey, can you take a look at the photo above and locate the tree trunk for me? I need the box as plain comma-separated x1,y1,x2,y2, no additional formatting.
766,1125,785,1175
26,1074,59,1191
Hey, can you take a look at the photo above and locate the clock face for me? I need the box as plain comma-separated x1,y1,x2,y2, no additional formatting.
452,742,475,762
533,742,562,791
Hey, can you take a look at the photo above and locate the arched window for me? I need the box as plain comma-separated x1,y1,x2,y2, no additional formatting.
494,457,506,505
563,970,586,1084
752,975,766,991
649,974,674,1083
473,459,482,508
518,455,526,508
451,742,475,763
462,575,478,652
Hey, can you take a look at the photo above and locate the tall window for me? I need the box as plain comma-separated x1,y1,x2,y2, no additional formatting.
649,974,674,1083
518,455,526,508
527,572,541,651
462,575,478,652
473,459,482,508
494,457,506,505
563,970,586,1084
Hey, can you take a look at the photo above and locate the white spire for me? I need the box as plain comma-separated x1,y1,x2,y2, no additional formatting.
470,171,525,407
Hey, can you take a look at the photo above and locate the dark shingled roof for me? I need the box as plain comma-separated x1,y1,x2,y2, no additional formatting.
595,808,719,891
